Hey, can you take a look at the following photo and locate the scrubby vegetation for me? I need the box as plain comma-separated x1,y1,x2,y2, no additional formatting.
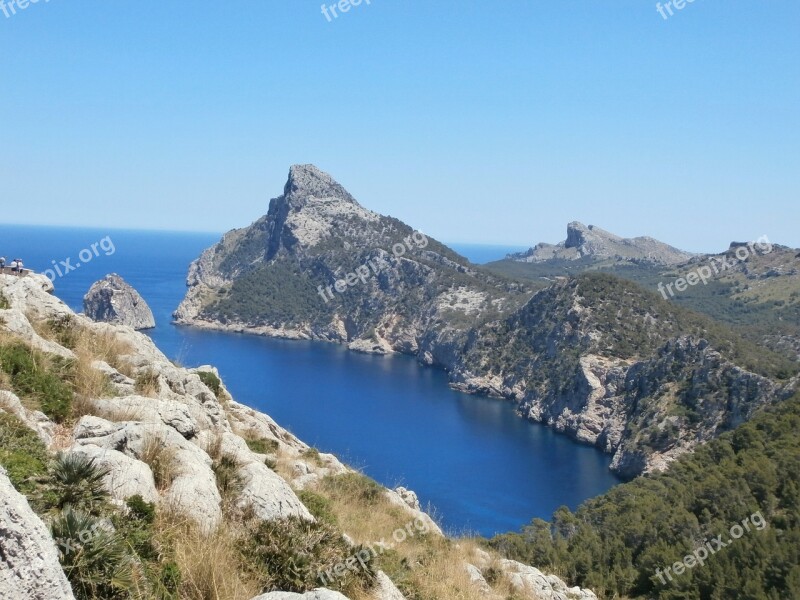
0,338,74,422
242,516,375,595
0,410,50,494
489,393,800,600
196,370,222,396
244,436,279,455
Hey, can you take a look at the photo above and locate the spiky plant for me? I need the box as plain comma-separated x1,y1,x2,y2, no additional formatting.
51,453,110,511
50,508,137,600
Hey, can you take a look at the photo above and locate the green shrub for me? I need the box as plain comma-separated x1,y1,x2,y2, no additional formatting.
300,447,322,466
197,370,222,396
51,508,136,600
297,489,337,525
0,341,74,422
243,516,375,595
51,453,110,512
125,494,155,524
0,411,50,494
245,437,280,455
0,292,9,309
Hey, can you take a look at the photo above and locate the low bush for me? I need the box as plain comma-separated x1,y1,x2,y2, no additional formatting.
242,516,375,595
213,453,244,504
0,411,50,494
319,472,386,506
244,437,280,455
197,371,222,396
296,489,337,526
51,508,136,600
0,340,74,422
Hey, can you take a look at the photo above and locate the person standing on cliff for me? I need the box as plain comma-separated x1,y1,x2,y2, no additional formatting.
0,257,5,270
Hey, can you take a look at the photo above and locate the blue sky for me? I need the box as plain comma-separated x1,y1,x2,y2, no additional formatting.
1,1,798,251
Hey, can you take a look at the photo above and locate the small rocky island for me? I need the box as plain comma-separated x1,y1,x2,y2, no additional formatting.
83,273,155,330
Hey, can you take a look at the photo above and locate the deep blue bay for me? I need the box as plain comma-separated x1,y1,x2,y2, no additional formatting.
0,225,620,536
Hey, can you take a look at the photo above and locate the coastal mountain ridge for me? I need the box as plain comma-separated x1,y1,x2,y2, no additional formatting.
507,221,695,266
176,164,800,480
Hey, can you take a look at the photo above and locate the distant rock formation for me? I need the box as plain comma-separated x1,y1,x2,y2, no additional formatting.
83,274,155,330
508,221,694,265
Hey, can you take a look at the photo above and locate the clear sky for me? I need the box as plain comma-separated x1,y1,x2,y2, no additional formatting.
1,1,798,251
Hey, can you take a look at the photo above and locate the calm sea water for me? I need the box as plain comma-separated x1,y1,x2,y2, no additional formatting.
0,225,619,536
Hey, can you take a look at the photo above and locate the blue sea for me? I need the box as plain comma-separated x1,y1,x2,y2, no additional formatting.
0,225,619,537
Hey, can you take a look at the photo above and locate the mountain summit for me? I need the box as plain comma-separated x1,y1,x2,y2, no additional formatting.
175,164,530,360
509,221,693,265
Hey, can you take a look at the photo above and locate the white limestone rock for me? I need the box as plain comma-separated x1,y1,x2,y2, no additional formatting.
66,445,158,504
0,390,56,447
73,417,222,530
0,466,76,600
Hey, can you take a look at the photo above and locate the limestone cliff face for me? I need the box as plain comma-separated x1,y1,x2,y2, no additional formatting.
175,164,530,367
508,221,694,265
83,273,155,330
451,274,797,477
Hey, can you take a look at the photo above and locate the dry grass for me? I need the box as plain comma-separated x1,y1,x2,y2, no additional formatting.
89,400,146,423
134,368,161,398
72,323,134,378
28,316,132,417
140,432,181,490
154,510,261,600
297,471,493,600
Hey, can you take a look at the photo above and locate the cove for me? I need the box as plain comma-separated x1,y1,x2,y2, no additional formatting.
0,225,621,536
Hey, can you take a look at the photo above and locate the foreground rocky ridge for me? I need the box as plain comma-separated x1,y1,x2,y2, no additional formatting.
0,272,594,600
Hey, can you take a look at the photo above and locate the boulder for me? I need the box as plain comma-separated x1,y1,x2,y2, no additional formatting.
66,445,158,504
83,274,155,330
0,466,76,599
73,417,222,529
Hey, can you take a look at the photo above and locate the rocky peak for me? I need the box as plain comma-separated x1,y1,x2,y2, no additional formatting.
83,274,155,330
510,221,693,266
564,221,622,251
281,164,358,209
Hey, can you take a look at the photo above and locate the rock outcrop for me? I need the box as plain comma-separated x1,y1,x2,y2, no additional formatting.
0,467,75,600
508,221,694,265
83,273,155,330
